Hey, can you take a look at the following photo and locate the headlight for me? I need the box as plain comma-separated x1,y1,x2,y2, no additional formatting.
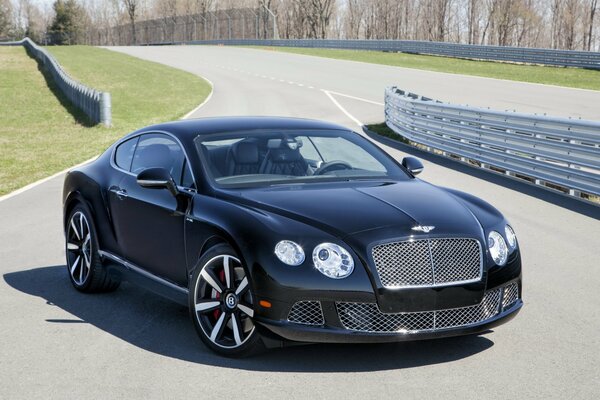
505,225,517,251
488,231,508,266
312,243,354,279
274,240,305,266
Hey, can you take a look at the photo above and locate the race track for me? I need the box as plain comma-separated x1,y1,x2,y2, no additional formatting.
1,45,599,399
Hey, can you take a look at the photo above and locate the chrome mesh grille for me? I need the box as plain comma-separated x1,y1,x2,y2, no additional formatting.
502,282,519,309
336,288,501,333
372,238,482,288
287,301,324,326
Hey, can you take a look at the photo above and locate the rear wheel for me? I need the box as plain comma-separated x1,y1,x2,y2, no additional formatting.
65,204,120,293
189,244,264,357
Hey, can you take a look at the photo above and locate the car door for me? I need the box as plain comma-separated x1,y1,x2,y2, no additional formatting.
108,132,194,286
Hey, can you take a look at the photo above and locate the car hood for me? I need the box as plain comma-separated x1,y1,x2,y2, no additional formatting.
222,179,483,239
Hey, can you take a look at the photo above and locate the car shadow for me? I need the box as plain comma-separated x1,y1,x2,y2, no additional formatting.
4,265,494,372
364,128,600,219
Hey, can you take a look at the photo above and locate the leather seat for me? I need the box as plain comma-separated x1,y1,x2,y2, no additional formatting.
259,139,308,176
226,140,260,176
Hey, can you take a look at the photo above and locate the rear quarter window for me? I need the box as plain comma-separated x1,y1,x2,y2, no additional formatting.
114,137,139,171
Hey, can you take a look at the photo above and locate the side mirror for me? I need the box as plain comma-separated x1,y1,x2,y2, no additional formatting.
402,157,424,176
137,167,179,197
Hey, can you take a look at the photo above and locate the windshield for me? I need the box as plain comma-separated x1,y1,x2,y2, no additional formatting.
194,129,409,188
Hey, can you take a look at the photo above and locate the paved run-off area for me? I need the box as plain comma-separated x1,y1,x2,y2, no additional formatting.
1,46,599,399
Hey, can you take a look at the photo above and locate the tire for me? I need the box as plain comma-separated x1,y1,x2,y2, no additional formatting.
189,243,264,357
65,203,120,293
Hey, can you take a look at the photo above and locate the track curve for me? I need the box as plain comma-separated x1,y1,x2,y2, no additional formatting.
1,45,598,399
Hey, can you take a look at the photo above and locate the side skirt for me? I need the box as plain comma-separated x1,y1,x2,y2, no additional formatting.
99,250,189,306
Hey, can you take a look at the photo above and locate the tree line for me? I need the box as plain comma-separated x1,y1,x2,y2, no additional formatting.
1,0,598,51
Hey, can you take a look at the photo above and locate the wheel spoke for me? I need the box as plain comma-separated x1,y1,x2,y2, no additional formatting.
195,300,221,313
82,251,90,268
70,218,80,240
210,312,226,342
231,313,243,346
201,268,224,294
237,303,254,318
79,213,85,240
70,255,80,275
67,242,79,251
79,257,85,282
82,233,91,266
223,256,232,289
235,277,249,296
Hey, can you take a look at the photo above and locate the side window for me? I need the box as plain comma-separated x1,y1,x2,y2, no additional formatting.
114,137,139,171
131,133,187,183
181,159,195,188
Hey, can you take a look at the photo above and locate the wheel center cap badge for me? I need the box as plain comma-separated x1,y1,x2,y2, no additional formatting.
225,293,238,309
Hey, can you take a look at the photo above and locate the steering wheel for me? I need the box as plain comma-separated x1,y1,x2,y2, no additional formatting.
314,160,353,176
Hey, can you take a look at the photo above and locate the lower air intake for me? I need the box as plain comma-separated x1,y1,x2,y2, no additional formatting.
337,288,503,333
288,301,325,326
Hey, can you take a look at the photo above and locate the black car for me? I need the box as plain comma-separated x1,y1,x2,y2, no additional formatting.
62,117,522,356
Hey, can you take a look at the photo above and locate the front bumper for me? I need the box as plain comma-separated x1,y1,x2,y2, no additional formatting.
254,280,522,344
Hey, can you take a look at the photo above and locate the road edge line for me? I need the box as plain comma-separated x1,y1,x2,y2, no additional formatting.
0,156,98,203
0,75,215,202
181,76,214,120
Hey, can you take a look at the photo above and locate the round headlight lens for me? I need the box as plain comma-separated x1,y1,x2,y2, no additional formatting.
312,243,354,279
505,225,517,251
274,240,305,266
488,231,508,266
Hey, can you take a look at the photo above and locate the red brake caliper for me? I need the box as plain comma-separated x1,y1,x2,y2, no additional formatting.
213,269,226,320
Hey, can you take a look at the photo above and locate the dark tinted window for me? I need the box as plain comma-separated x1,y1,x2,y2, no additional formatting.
181,159,195,188
131,133,193,186
114,137,138,171
194,129,407,187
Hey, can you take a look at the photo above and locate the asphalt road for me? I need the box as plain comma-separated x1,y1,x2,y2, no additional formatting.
1,46,599,399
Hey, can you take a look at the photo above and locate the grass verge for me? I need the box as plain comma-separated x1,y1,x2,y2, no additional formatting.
0,46,211,196
252,46,600,91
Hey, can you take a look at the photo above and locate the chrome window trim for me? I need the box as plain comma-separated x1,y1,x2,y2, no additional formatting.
109,130,198,192
99,250,188,294
370,237,484,289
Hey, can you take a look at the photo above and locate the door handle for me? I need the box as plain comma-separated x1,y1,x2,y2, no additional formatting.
116,189,128,199
110,187,128,200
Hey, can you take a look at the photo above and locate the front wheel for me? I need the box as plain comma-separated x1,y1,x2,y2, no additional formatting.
65,203,120,293
189,244,264,357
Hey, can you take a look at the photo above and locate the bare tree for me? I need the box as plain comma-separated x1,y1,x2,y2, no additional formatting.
584,0,598,49
122,0,139,44
467,0,480,44
75,0,600,51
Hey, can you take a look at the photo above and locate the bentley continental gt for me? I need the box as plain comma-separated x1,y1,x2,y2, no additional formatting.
62,117,522,356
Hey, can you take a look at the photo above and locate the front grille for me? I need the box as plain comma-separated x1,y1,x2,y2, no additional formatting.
287,301,324,326
336,288,502,333
502,282,519,309
372,238,482,288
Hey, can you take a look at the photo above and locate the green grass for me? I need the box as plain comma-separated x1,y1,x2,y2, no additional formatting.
365,122,409,144
0,46,211,195
252,46,600,91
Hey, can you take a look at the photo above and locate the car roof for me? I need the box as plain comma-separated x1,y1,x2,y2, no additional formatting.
133,116,351,139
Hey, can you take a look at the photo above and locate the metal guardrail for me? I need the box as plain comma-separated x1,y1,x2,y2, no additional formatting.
169,39,600,70
1,38,111,126
384,87,600,201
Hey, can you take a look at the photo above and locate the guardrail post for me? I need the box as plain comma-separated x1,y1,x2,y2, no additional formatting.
100,92,112,127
